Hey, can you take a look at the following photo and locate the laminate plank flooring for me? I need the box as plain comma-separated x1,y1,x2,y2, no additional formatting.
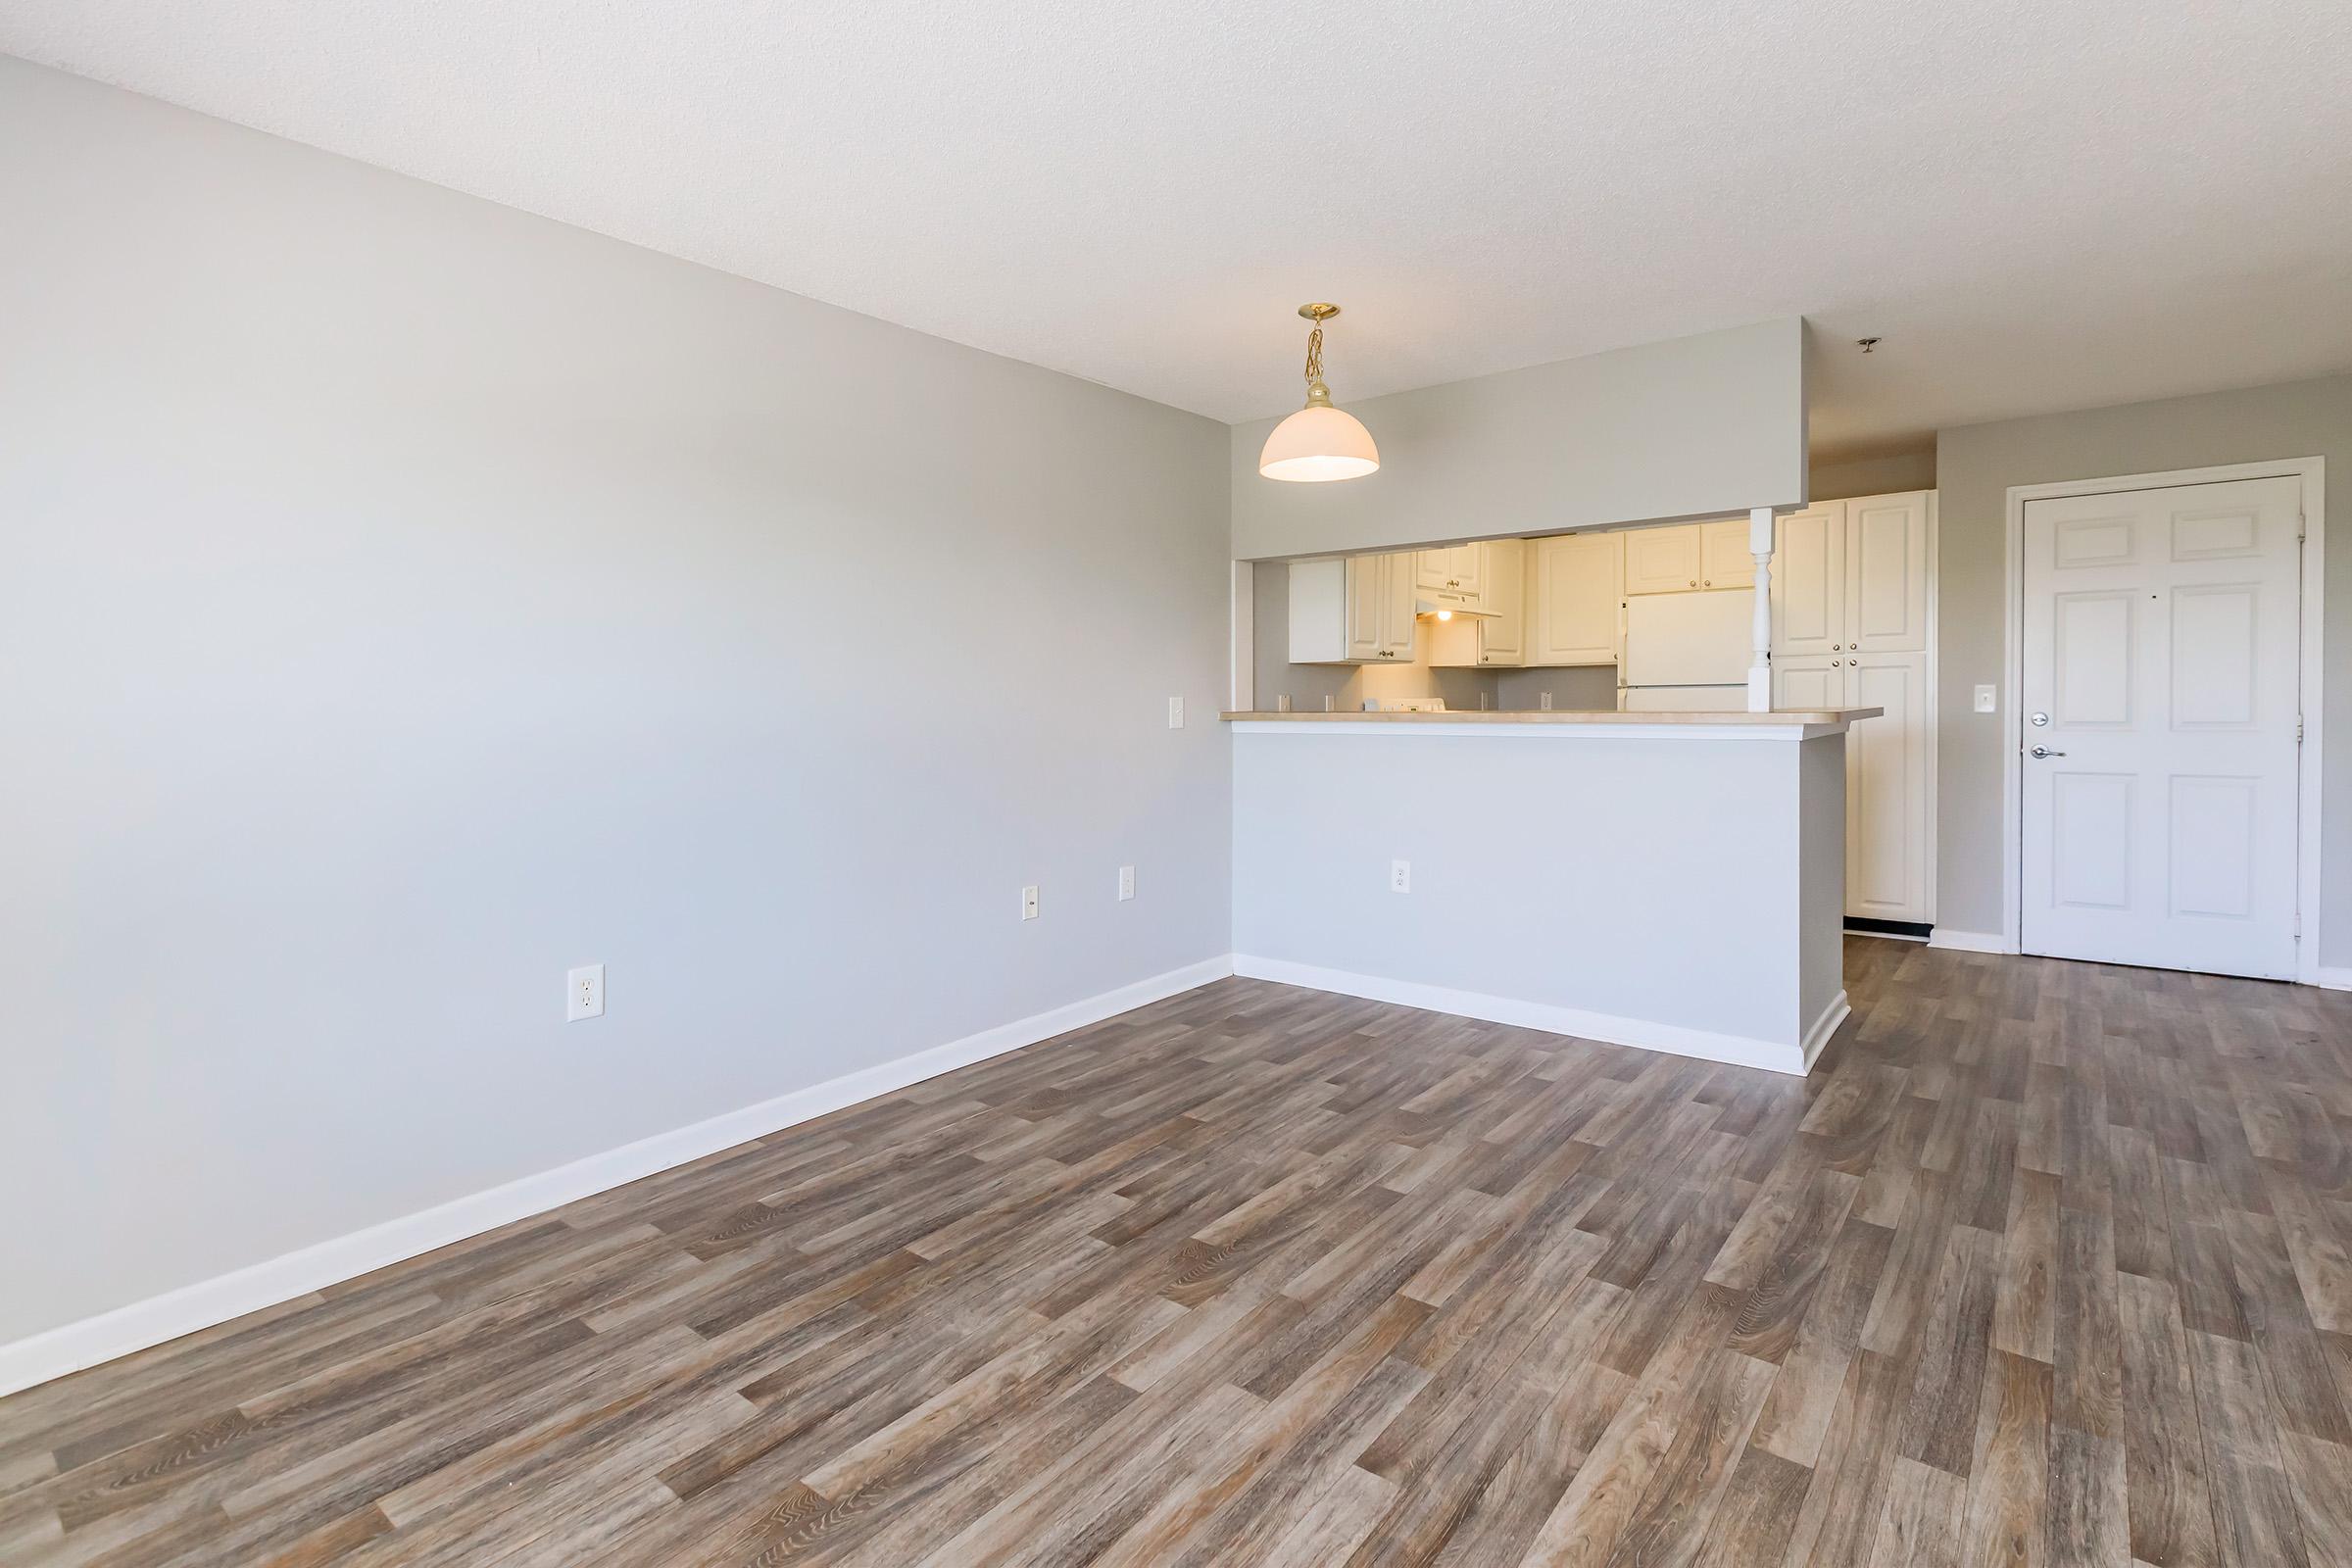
5,939,2350,1565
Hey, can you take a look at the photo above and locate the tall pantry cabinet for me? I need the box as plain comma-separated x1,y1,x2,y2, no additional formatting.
1771,491,1936,926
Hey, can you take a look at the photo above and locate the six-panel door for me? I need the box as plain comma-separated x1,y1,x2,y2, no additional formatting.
2019,476,2302,978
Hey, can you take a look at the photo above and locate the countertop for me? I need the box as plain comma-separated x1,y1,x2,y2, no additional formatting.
1221,708,1884,726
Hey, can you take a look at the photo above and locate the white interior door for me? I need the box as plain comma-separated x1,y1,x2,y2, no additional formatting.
2020,476,2303,978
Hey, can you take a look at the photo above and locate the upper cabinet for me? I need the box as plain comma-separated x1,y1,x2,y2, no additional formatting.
1429,539,1527,668
1622,524,1704,595
1697,518,1755,590
1626,518,1757,594
1416,542,1487,611
1478,539,1525,664
1289,552,1416,664
1526,531,1622,665
1770,502,1846,658
1770,491,1931,658
1845,493,1932,653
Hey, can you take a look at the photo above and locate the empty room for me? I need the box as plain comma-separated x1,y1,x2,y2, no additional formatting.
3,4,2350,1564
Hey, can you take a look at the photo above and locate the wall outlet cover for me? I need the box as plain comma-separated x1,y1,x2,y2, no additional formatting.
1390,859,1410,894
1117,865,1135,901
566,963,605,1021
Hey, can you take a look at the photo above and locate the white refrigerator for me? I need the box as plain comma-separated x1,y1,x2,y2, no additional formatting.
1619,590,1753,711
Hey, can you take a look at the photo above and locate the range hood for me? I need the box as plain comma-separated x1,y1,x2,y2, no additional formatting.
1415,595,1500,618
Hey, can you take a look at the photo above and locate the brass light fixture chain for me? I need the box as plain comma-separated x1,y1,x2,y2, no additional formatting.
1303,325,1324,389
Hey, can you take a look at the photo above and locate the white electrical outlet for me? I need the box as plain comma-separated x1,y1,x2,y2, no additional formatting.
566,963,604,1021
1390,859,1411,894
1167,696,1184,728
1117,865,1135,902
1974,684,1997,714
1020,884,1040,920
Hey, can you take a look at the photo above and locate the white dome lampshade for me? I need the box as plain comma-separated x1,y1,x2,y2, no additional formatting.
1258,304,1379,483
1260,401,1380,482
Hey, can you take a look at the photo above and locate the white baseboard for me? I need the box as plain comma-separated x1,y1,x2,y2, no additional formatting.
2316,966,2352,993
1800,990,1852,1070
1927,927,2012,955
0,956,1235,1399
1230,955,1818,1077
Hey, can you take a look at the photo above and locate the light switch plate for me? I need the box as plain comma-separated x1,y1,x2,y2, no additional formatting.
1117,865,1135,902
1973,684,1997,714
1021,885,1040,921
1167,696,1184,728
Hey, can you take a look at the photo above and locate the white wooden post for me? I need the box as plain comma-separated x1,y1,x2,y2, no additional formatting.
1746,507,1775,711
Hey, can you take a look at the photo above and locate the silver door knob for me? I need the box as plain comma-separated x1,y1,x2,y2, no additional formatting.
2030,746,2066,759
2030,711,2049,726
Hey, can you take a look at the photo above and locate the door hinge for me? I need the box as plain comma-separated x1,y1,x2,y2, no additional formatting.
2297,713,2305,744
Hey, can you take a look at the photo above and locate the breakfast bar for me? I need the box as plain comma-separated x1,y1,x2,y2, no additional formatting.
1223,706,1882,1074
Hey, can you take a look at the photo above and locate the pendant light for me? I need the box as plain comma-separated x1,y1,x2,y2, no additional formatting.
1258,303,1379,482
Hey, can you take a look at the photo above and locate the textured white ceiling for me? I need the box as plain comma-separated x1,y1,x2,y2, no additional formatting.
7,2,2351,455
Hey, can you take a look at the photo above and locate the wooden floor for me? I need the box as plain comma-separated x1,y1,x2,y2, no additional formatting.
5,941,2351,1566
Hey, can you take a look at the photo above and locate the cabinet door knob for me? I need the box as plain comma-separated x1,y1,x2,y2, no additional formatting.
1689,579,1697,587
1702,579,1711,587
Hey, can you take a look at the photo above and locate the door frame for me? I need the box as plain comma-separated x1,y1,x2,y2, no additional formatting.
1999,458,2327,982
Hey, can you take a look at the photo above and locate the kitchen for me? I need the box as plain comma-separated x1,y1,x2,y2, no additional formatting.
1249,489,1936,935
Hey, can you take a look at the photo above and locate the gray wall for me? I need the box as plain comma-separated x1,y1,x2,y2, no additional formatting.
1230,319,1808,562
0,62,1233,1343
1811,447,1936,501
1933,375,2352,961
1494,666,1622,712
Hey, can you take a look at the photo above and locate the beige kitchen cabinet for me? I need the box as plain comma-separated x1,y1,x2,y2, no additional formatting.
1416,542,1485,601
1622,523,1702,595
1844,650,1932,923
1844,492,1932,653
1771,652,1844,711
1416,541,1489,613
1525,531,1622,665
1769,502,1846,658
1773,648,1933,922
1428,538,1526,667
1770,491,1932,660
1697,518,1756,590
1288,552,1417,664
